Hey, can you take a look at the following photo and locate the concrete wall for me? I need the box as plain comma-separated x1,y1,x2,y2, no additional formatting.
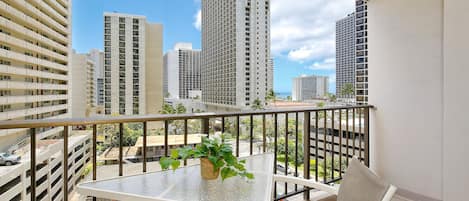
145,23,163,115
368,0,443,200
369,0,469,200
442,0,469,200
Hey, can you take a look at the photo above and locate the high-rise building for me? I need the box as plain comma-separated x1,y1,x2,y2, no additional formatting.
355,0,368,104
71,51,95,118
336,13,356,99
0,0,71,150
88,49,104,106
292,75,329,101
164,43,201,99
201,0,273,109
103,13,163,115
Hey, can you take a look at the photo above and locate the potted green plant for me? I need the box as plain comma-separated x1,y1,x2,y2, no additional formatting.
159,134,254,181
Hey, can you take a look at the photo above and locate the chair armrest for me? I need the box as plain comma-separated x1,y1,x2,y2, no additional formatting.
273,175,338,195
382,185,397,201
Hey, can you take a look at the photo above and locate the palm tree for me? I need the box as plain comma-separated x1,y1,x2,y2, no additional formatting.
265,89,276,104
251,98,264,110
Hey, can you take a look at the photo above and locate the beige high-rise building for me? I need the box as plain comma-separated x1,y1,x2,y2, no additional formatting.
71,51,95,118
201,0,273,109
103,13,163,115
0,0,72,151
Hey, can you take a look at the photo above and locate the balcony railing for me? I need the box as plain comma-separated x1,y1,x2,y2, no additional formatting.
0,105,372,201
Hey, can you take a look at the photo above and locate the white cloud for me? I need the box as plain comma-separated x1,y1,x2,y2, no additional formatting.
271,0,354,62
193,9,201,31
306,58,336,70
328,74,336,84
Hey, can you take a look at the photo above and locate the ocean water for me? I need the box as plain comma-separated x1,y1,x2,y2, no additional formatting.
276,92,291,99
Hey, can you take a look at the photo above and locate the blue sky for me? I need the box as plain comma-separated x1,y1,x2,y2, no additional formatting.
72,0,354,94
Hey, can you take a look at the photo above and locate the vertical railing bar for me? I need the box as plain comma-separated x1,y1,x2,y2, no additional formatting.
119,123,123,176
352,108,356,156
315,111,319,182
164,120,169,157
339,110,343,178
30,128,36,201
262,114,266,153
221,117,225,133
274,113,278,197
284,113,288,194
92,125,97,179
250,115,254,155
143,122,147,172
92,124,97,201
62,126,68,201
331,110,335,180
303,112,311,201
346,108,349,166
184,119,188,166
359,108,363,161
364,107,370,167
294,112,298,191
236,115,240,157
323,110,327,183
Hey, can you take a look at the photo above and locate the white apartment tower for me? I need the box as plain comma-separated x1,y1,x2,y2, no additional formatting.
292,75,329,101
164,43,201,99
71,51,95,118
0,0,72,150
88,49,104,106
201,0,273,108
103,13,163,115
355,0,368,104
336,13,356,99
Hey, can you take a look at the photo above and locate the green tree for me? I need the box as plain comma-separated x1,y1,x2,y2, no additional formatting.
287,96,292,101
175,103,187,114
265,89,276,104
341,83,354,98
316,102,325,108
160,103,176,114
251,98,264,110
327,93,337,103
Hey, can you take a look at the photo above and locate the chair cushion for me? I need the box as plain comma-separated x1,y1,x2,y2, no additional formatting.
337,158,390,201
318,195,337,201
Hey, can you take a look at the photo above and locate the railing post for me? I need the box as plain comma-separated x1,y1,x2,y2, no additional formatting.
201,118,209,135
262,114,266,153
303,112,311,200
63,126,68,201
119,123,123,176
364,107,370,167
30,128,36,201
164,120,169,157
143,122,147,172
236,116,240,157
250,115,254,155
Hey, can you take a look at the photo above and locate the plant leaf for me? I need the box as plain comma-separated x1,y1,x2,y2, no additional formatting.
221,167,237,181
171,160,181,171
159,157,172,170
171,149,179,159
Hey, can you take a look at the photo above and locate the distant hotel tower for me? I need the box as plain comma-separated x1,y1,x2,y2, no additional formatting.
164,43,201,99
103,12,163,115
336,13,356,99
201,0,273,109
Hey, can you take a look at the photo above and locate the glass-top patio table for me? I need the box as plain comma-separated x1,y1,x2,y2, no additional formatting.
77,153,274,201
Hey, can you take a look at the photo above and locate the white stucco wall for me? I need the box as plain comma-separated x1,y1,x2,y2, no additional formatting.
442,0,469,200
369,0,469,200
368,0,443,200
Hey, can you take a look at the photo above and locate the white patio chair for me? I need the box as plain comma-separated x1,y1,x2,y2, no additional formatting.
273,157,397,201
